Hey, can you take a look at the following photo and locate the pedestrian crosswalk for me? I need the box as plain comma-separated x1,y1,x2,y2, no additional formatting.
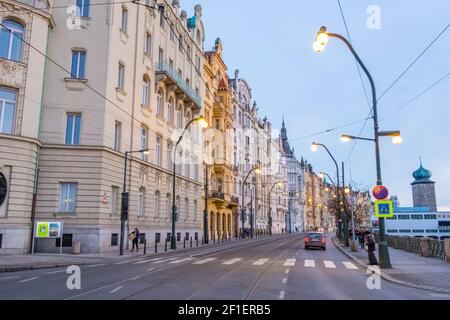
126,256,359,270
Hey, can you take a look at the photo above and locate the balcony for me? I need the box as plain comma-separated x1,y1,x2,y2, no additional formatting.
155,61,202,110
231,196,239,205
210,191,225,200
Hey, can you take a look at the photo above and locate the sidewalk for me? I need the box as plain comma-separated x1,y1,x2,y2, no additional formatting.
0,235,280,272
333,237,450,294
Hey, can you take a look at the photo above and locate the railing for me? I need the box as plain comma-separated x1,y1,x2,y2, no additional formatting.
231,196,239,204
210,191,225,200
385,235,447,261
155,61,202,109
430,239,446,261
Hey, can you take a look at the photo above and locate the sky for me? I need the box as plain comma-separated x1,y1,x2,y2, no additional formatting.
182,0,450,210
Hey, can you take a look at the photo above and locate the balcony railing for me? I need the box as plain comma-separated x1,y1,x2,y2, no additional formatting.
231,196,239,204
210,191,225,200
155,61,202,109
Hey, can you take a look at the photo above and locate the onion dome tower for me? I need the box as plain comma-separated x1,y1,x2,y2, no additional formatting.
411,158,437,212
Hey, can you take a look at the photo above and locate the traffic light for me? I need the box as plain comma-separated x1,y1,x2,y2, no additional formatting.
121,192,129,221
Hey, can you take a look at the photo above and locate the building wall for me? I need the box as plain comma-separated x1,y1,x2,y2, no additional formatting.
412,183,437,212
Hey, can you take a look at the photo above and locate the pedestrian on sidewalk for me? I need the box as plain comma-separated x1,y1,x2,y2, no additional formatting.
358,230,365,249
129,227,140,252
366,232,379,266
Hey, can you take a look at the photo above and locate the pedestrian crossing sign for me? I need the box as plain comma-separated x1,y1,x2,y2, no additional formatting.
375,200,393,218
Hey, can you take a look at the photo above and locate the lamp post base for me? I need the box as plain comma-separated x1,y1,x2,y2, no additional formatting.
378,241,392,269
170,236,177,250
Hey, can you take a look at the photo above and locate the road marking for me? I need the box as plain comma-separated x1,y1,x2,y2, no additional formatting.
283,259,296,267
252,258,269,266
429,293,450,298
324,260,336,269
45,270,66,274
342,261,358,270
285,269,290,274
19,277,39,283
87,264,106,268
223,258,242,265
0,276,19,280
133,259,159,265
147,267,155,272
109,286,122,294
152,257,177,264
129,274,145,281
115,260,132,265
170,257,194,264
281,278,288,284
279,291,285,299
304,260,315,268
193,258,216,265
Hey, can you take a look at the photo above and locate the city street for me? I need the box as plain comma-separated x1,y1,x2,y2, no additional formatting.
0,234,448,300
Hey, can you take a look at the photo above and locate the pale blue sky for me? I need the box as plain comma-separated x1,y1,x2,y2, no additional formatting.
183,0,450,209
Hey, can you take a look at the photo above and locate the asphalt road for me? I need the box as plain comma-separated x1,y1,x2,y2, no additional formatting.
0,234,448,300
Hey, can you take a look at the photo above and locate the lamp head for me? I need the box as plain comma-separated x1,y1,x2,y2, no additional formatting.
313,26,328,53
392,135,403,145
311,142,319,152
196,116,209,129
340,135,352,143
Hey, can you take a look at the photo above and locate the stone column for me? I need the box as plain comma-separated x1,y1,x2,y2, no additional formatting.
420,238,431,257
445,239,450,263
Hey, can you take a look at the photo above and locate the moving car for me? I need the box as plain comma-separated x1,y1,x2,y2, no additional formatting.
304,232,326,250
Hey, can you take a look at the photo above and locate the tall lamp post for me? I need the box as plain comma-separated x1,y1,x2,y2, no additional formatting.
311,142,341,239
120,149,150,256
313,26,403,268
241,164,261,238
268,181,283,236
171,116,208,250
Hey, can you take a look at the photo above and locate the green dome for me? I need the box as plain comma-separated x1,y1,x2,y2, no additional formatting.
412,163,432,182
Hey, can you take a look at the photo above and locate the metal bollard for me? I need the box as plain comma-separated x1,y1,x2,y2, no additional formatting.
165,239,168,252
155,240,158,254
183,238,186,249
144,241,147,255
197,237,199,247
201,235,204,246
190,237,193,248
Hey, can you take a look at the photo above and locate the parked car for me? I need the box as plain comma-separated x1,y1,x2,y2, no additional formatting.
304,232,326,250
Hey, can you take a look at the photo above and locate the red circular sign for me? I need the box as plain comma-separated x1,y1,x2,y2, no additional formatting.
373,186,389,200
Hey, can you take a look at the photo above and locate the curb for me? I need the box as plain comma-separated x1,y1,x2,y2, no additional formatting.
0,235,283,273
332,237,450,295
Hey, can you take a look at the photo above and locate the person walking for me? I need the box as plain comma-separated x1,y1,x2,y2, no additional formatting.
129,227,140,253
366,232,379,266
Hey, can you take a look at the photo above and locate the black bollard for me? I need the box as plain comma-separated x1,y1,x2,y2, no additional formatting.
165,239,168,252
183,238,186,249
155,239,158,254
190,237,193,248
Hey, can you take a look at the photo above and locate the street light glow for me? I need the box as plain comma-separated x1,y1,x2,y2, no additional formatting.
195,116,209,129
316,32,329,46
340,135,353,143
311,143,319,152
392,135,403,145
313,41,325,53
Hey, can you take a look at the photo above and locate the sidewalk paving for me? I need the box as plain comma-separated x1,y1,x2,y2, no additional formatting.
333,237,450,294
0,235,280,272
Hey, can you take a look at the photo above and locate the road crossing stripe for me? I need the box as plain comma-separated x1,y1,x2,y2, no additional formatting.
282,278,287,284
279,291,285,299
223,258,242,265
170,257,194,264
115,260,132,265
324,260,336,269
193,258,216,265
87,264,106,268
133,259,159,264
19,277,39,283
109,286,122,294
152,257,177,264
45,270,66,274
304,260,315,267
0,276,19,280
283,259,296,267
342,261,358,270
252,259,269,266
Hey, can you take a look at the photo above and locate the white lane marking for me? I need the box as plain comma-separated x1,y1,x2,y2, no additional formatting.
170,257,194,264
285,269,290,274
430,293,450,298
324,260,336,269
129,274,145,281
193,258,216,265
279,291,285,299
252,258,269,266
281,278,288,284
0,276,19,280
342,261,358,270
115,260,132,265
133,259,159,265
222,258,242,265
304,260,315,268
152,257,177,264
87,264,106,268
283,259,296,267
45,270,66,274
109,286,122,294
19,277,39,283
147,267,154,272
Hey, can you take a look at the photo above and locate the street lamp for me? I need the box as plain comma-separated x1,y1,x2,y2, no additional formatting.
120,148,150,256
314,26,393,268
241,163,261,238
311,142,342,239
171,116,208,250
268,181,283,236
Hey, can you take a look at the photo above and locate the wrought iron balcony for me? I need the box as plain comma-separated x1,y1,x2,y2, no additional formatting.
231,196,239,204
155,61,202,110
210,191,225,200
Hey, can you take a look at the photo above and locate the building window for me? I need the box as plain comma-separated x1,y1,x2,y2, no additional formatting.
140,126,148,161
0,19,24,62
398,215,410,220
167,141,173,170
166,193,171,219
425,214,437,220
155,135,162,166
56,234,73,247
114,121,121,151
70,50,86,79
158,48,164,66
159,7,165,29
141,77,150,107
168,99,174,124
0,87,16,134
138,187,145,216
111,233,118,246
156,90,164,116
65,113,81,145
120,6,128,33
144,32,151,55
76,0,90,17
193,200,198,221
155,191,161,217
111,186,119,215
59,183,77,213
185,197,189,220
176,106,183,128
185,151,190,179
411,214,424,220
117,62,125,90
